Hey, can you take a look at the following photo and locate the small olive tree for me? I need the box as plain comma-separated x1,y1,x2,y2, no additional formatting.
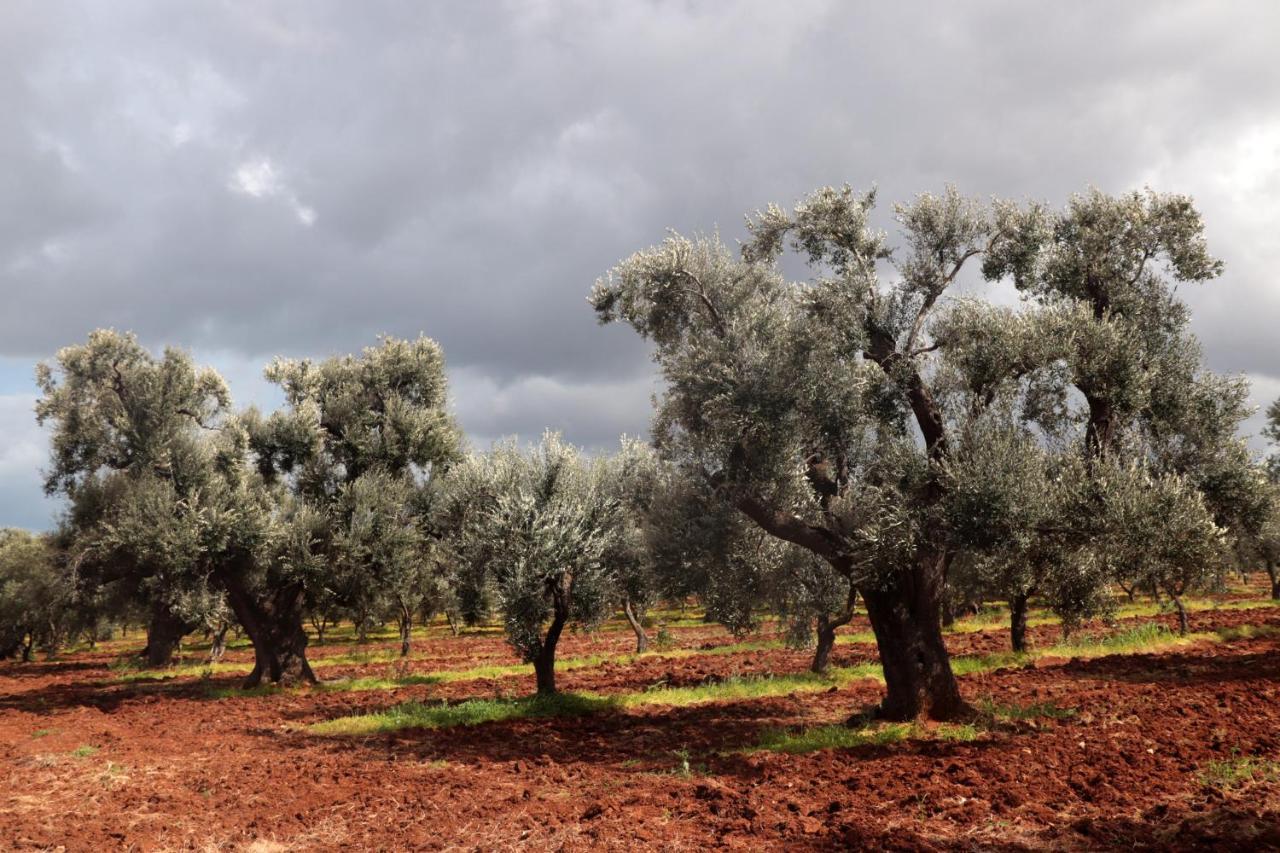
438,434,622,694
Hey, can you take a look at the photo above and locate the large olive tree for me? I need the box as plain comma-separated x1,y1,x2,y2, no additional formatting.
592,185,1232,721
36,330,240,667
245,335,460,666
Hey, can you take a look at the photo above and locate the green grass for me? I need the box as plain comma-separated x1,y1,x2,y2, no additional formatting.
309,692,614,737
71,745,99,758
749,720,978,755
309,663,888,736
977,698,1076,720
617,662,885,709
1199,756,1280,789
111,661,250,683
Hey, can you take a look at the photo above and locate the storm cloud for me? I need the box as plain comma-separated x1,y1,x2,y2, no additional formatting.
2,1,1278,528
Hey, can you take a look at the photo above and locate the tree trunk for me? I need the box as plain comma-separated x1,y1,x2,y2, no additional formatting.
142,602,194,667
1267,560,1280,601
940,598,956,628
1009,593,1030,653
222,577,317,688
1117,581,1137,603
812,586,857,674
859,553,965,722
21,634,34,663
207,621,229,662
1172,594,1189,635
446,610,461,637
622,598,648,654
398,606,412,658
533,586,571,695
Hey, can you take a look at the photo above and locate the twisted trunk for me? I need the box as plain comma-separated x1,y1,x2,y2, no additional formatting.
812,586,858,674
207,621,230,662
222,576,316,688
622,598,648,654
1267,560,1280,601
859,549,964,722
533,579,571,695
142,601,195,667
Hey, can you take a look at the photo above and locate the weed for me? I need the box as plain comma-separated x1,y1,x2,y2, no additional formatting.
1199,756,1280,789
71,745,99,758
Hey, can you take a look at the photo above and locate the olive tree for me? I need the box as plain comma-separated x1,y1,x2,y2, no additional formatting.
438,434,621,694
36,330,241,667
246,335,459,667
592,185,1233,721
0,529,75,660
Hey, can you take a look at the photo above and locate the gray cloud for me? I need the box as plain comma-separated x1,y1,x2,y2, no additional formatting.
3,0,1279,528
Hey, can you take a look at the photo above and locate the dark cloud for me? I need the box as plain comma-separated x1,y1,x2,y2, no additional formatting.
2,0,1279,527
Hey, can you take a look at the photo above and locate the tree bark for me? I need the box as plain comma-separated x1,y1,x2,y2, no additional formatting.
446,610,461,637
533,583,571,695
1084,392,1117,458
398,605,412,658
207,621,229,662
1009,593,1030,653
222,577,317,688
1171,594,1189,635
812,586,858,674
1267,560,1280,601
142,601,195,667
622,598,648,654
859,553,965,722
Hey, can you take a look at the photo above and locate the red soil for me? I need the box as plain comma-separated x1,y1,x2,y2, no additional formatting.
2,605,1279,850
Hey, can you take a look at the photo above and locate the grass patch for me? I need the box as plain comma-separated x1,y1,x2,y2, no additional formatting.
750,719,978,755
202,683,283,700
71,745,99,758
978,698,1076,720
1199,756,1280,789
112,661,250,683
309,692,615,737
618,662,884,709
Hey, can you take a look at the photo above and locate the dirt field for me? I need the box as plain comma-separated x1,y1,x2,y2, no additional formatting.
3,596,1280,851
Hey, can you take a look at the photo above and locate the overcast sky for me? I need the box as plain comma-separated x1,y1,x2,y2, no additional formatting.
2,1,1279,529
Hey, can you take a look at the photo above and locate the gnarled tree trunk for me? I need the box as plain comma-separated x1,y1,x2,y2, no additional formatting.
622,597,648,654
222,578,317,688
812,586,858,674
207,621,230,662
142,601,195,667
1267,560,1280,601
533,580,571,695
859,552,964,722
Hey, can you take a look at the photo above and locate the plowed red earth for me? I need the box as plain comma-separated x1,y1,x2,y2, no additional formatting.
3,604,1279,850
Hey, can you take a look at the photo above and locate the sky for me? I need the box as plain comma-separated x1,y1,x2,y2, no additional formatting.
2,1,1279,529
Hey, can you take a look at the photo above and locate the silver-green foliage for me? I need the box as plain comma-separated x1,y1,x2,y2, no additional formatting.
440,433,622,666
